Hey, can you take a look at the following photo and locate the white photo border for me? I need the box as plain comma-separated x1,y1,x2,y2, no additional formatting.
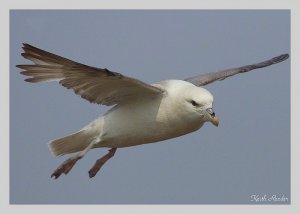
1,0,298,213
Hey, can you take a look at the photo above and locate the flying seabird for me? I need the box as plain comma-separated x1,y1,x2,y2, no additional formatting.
17,43,289,179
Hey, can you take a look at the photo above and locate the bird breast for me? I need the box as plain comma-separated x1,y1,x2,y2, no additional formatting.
100,96,204,147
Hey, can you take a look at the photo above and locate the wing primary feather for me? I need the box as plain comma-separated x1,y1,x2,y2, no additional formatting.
17,43,164,105
185,54,289,86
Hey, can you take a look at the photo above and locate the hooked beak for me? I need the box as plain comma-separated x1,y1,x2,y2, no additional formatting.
211,116,219,127
207,108,219,127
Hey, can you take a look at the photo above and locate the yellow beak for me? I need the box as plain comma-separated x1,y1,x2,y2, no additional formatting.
211,116,219,127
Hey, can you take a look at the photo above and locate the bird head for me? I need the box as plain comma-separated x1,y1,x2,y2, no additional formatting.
180,83,219,127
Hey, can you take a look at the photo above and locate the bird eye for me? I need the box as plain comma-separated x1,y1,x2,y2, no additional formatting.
190,100,199,107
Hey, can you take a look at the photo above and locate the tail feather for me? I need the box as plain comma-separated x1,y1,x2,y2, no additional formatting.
48,130,90,156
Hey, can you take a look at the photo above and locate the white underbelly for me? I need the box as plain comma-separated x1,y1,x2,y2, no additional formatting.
95,99,204,148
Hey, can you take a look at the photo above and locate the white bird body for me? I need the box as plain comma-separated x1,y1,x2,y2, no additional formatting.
51,80,212,155
17,43,288,178
98,80,212,147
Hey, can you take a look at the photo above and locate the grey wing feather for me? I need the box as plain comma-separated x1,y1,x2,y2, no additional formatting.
185,54,289,86
17,43,164,106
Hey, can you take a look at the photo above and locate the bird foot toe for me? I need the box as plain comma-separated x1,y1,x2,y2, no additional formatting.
51,157,80,179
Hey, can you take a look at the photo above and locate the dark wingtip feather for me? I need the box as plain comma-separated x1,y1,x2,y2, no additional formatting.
24,77,47,83
22,43,31,48
272,54,289,64
22,43,40,54
22,43,30,52
24,78,35,83
20,71,32,76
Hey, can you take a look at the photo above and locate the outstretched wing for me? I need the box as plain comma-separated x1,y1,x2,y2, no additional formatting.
185,54,289,86
17,43,164,106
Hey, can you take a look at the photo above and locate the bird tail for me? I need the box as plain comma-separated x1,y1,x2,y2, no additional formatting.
48,130,91,156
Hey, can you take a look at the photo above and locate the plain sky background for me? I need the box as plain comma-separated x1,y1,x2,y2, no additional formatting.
10,10,290,204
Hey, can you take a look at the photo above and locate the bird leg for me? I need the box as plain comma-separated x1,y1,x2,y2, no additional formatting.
51,156,81,179
51,141,96,179
88,148,117,178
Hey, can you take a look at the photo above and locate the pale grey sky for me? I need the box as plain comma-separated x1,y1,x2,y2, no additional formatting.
10,10,290,204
